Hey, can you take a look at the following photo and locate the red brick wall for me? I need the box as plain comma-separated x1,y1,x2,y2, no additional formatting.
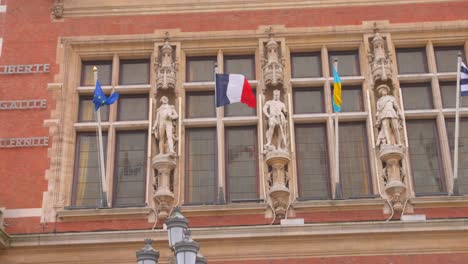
1,0,468,234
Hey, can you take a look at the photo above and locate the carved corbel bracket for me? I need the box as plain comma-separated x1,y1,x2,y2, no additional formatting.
265,150,291,219
379,145,410,216
152,155,176,219
51,0,64,19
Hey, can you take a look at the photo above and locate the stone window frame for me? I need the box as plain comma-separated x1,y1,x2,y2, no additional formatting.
394,39,468,196
182,49,261,205
45,40,155,222
71,55,152,209
288,44,377,200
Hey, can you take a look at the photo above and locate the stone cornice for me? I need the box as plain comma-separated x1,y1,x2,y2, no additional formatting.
9,219,468,248
60,0,462,18
56,207,152,221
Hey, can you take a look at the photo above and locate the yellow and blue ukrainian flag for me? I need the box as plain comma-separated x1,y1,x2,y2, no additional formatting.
332,67,342,113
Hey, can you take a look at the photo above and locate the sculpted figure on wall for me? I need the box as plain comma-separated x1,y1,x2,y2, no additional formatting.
375,84,403,147
152,96,178,156
263,90,288,152
156,35,177,90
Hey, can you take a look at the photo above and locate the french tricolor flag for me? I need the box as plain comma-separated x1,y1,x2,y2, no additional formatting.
461,62,468,96
215,74,256,108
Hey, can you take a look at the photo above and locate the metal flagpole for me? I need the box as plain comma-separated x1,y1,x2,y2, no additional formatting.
94,66,109,207
334,59,342,199
452,52,462,196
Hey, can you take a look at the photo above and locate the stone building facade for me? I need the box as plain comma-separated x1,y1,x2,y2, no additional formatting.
2,0,468,263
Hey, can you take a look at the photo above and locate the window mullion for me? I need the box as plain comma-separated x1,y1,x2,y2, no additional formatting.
437,113,454,193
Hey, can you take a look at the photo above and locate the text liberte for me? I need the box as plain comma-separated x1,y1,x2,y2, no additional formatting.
0,64,50,74
0,99,47,110
0,137,49,148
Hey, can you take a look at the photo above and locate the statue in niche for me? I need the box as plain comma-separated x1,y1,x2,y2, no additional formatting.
375,85,403,147
262,29,284,87
152,96,178,156
263,90,288,152
156,33,177,90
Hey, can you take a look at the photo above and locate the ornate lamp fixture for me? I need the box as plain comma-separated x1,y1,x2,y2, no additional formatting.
166,207,189,248
136,239,160,264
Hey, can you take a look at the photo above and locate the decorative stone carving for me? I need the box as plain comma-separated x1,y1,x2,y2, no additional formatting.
266,151,291,219
368,31,410,216
368,32,392,84
151,96,178,219
262,30,284,87
51,0,64,19
152,96,178,156
263,90,288,153
375,84,403,147
380,146,406,212
152,155,176,219
155,34,177,90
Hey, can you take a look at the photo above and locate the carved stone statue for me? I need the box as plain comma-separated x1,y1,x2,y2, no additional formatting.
152,96,178,155
263,90,288,152
375,85,403,147
156,35,177,90
262,33,284,87
51,0,64,19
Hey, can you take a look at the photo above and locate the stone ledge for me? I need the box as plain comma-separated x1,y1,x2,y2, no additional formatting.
181,202,267,217
8,218,468,247
412,195,468,208
293,198,384,211
61,0,459,18
56,207,152,222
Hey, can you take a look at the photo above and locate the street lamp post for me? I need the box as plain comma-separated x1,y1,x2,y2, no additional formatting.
166,207,189,248
138,207,205,264
136,239,160,264
174,230,200,264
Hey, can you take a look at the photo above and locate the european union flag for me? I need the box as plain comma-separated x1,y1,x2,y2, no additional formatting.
93,80,119,111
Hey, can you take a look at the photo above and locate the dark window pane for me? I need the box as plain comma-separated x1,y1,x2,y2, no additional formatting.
72,133,108,207
226,127,258,201
225,89,256,117
118,95,149,121
294,88,324,114
329,51,360,76
435,46,465,73
401,83,433,110
81,61,112,86
224,55,255,80
446,118,468,194
186,92,216,118
186,128,217,204
396,48,428,74
79,96,109,122
114,132,147,206
407,120,445,195
295,124,330,199
339,122,372,198
331,86,363,112
440,81,468,108
186,57,216,82
119,59,150,85
291,53,322,78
